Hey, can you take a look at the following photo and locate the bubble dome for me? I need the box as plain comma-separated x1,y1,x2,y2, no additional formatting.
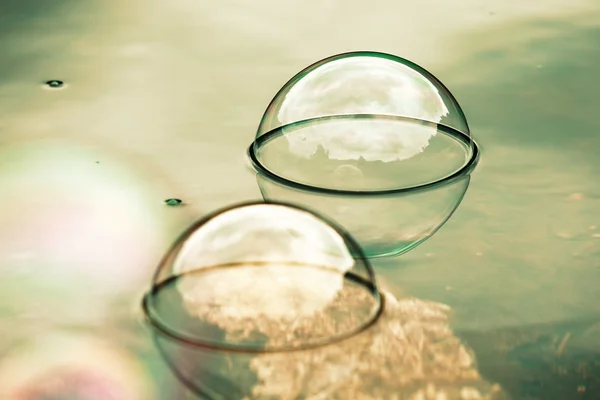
248,51,480,258
142,201,382,352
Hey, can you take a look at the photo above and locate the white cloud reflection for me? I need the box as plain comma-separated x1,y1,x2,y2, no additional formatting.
277,56,449,163
175,204,356,322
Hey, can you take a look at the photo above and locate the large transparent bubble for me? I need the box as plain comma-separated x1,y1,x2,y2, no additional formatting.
248,52,480,258
142,201,382,352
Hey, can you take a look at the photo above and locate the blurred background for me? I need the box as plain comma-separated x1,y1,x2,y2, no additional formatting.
0,0,598,398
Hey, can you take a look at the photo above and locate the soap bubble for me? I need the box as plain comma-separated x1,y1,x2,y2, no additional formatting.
142,201,382,354
142,201,383,398
44,80,65,89
248,51,480,257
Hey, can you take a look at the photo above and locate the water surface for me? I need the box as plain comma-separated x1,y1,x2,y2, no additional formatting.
0,0,598,398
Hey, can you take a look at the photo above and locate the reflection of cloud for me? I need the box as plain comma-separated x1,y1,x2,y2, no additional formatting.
179,267,349,324
285,117,443,163
175,204,355,322
277,56,449,162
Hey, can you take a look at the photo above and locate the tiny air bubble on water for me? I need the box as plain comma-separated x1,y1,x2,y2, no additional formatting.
45,80,65,89
164,198,183,207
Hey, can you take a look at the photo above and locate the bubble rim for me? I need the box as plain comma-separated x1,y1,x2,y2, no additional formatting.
142,200,384,354
248,115,480,196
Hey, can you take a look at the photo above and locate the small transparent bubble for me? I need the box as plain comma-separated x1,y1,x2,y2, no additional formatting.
45,80,65,89
164,198,183,207
333,164,363,183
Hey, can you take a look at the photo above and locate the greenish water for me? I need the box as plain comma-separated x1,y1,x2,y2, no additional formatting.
0,0,598,398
